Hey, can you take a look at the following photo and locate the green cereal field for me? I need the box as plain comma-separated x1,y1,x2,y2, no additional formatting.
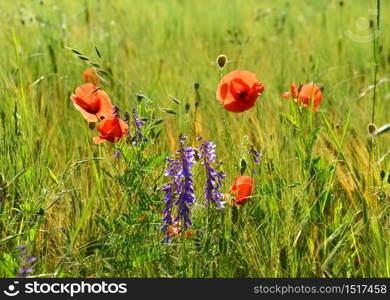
0,0,389,278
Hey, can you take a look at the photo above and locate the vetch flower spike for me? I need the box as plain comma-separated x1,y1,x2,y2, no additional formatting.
198,139,226,209
248,145,262,165
130,108,148,146
161,136,196,242
16,245,36,278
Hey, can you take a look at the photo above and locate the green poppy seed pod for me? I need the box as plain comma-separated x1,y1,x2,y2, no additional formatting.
368,123,376,134
217,54,227,69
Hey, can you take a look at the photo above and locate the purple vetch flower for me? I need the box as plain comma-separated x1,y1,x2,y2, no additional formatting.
27,257,37,264
123,111,130,125
112,105,120,119
248,145,262,165
19,267,33,274
161,136,195,242
16,245,26,251
198,140,226,209
113,151,121,158
174,139,196,226
16,245,36,278
130,108,148,146
161,157,181,237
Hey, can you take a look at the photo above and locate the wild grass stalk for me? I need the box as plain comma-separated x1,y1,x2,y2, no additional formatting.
371,0,381,124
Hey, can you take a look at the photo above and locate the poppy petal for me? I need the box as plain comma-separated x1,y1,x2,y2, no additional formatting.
224,99,253,113
72,102,98,122
96,90,114,120
230,176,254,205
220,70,258,86
216,83,229,103
93,136,107,144
290,83,298,98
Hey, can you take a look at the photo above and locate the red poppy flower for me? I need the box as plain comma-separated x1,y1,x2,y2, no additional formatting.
93,117,129,144
229,176,254,206
70,83,113,122
290,83,299,99
216,70,264,113
282,83,323,111
185,231,194,237
83,69,100,84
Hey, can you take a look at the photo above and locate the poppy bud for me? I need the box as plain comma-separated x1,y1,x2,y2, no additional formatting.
82,69,100,85
368,123,376,134
369,19,374,29
217,54,227,69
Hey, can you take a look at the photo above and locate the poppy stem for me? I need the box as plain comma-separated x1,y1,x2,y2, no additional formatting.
371,0,380,124
369,0,381,177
